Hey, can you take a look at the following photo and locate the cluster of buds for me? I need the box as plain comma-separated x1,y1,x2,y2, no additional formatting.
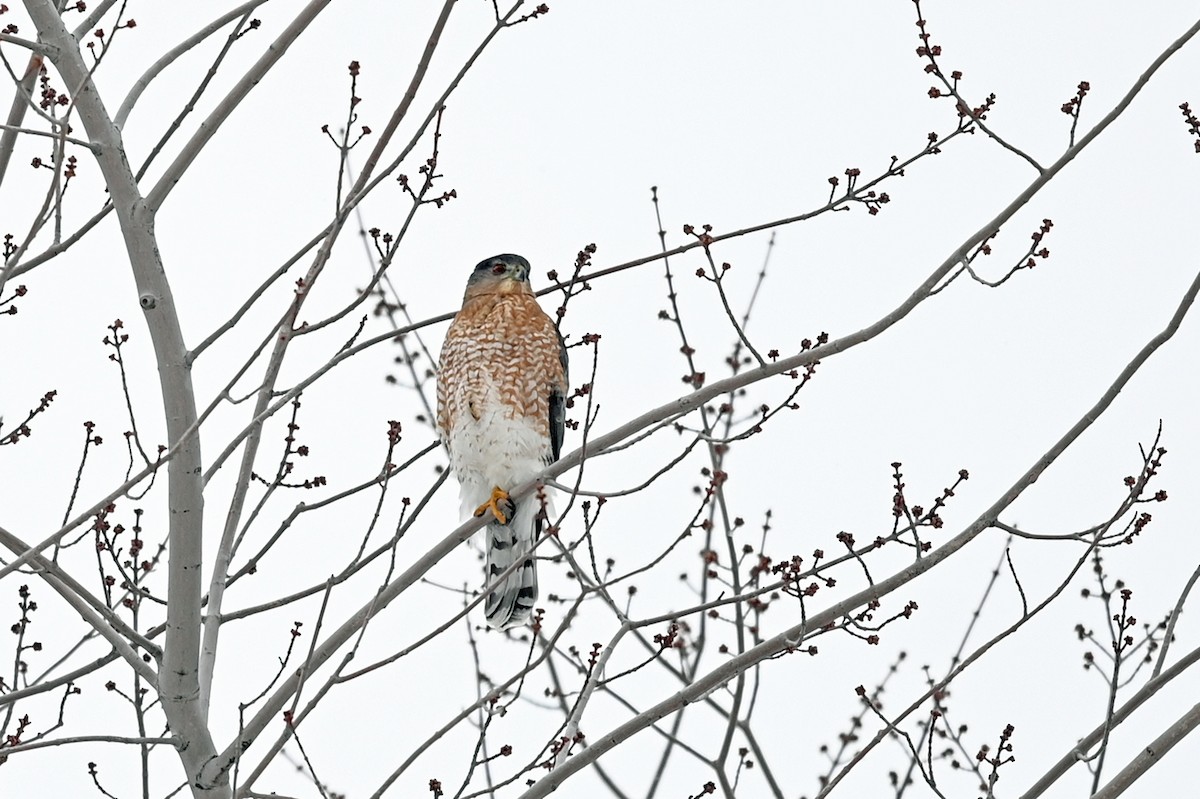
1181,102,1200,153
1061,80,1091,116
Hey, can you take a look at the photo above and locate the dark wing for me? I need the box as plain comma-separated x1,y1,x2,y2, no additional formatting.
548,329,568,462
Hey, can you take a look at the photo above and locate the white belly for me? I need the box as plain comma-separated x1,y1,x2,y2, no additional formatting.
447,393,552,519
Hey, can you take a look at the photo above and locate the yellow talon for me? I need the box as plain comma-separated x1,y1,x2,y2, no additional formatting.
473,486,513,525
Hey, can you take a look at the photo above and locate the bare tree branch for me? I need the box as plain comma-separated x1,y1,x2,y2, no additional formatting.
196,0,459,721
22,2,219,793
144,0,333,214
0,53,43,190
114,1,269,129
1084,702,1200,799
516,262,1200,797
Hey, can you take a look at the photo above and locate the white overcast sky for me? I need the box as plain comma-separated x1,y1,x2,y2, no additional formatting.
2,2,1199,797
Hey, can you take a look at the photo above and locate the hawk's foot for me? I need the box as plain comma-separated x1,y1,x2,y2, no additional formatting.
474,486,515,525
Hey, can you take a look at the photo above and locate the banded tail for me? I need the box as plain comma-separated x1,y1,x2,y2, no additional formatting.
484,495,539,630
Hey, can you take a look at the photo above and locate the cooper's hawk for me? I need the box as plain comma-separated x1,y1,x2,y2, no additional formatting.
436,254,568,629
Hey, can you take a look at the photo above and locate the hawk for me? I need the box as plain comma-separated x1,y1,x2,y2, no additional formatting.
436,254,568,630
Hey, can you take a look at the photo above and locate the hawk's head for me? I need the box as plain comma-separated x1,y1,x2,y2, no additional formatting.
466,253,532,296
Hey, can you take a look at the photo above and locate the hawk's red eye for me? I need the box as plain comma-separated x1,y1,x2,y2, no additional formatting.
491,264,506,275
